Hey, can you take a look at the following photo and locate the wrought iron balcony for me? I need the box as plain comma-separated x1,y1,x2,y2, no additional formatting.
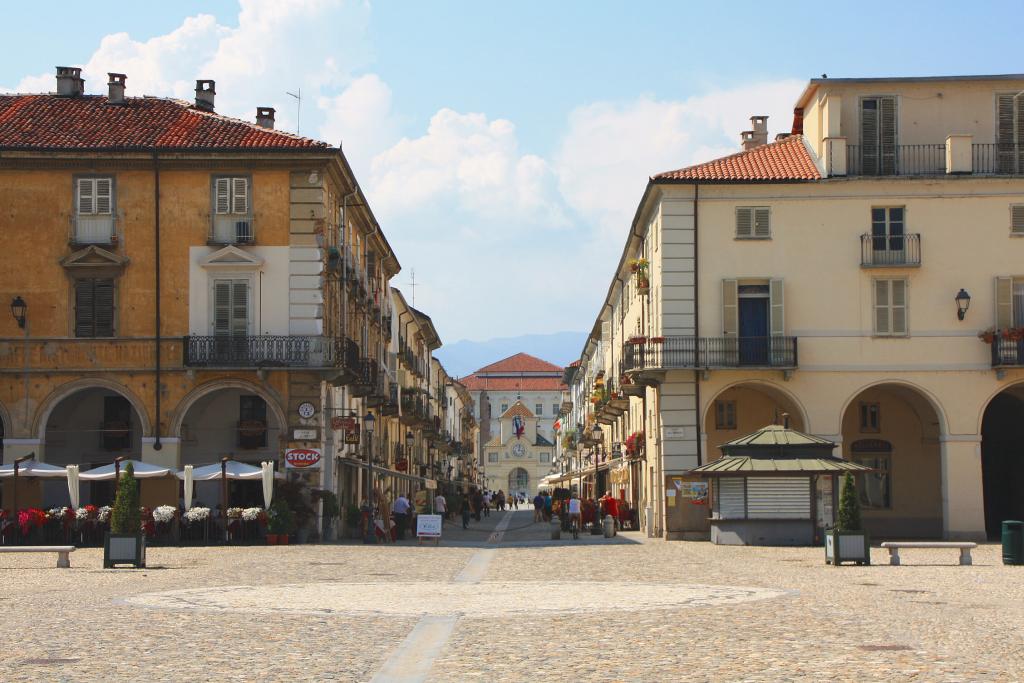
860,233,921,267
971,144,1024,175
846,144,946,176
70,215,119,246
622,336,798,373
183,335,349,369
990,333,1024,367
208,215,255,244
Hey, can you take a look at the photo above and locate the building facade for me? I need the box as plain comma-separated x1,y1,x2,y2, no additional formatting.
570,73,1024,542
479,401,556,496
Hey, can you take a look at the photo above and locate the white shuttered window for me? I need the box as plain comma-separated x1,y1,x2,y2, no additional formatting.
874,279,907,336
214,177,250,215
77,178,113,215
212,279,249,337
736,207,771,239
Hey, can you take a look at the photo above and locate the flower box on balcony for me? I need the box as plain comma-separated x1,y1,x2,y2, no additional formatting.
626,337,647,345
648,337,665,344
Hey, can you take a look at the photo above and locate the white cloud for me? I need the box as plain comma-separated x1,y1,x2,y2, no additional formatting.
366,108,570,230
317,74,401,174
554,79,806,238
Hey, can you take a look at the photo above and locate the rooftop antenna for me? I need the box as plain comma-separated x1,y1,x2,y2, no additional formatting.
407,268,417,307
286,88,301,135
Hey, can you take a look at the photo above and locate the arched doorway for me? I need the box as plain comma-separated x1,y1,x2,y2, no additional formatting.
840,384,943,539
178,386,285,508
703,382,806,460
980,386,1024,538
41,385,146,507
509,467,529,495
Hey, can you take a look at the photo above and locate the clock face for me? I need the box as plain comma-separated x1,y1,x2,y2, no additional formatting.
512,443,525,457
297,402,316,419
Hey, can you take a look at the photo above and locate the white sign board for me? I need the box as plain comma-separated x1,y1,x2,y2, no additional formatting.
663,427,687,440
293,429,317,441
416,514,443,538
424,479,437,490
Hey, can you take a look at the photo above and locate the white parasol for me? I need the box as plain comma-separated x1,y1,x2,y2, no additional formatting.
183,464,194,512
66,465,80,509
261,461,274,509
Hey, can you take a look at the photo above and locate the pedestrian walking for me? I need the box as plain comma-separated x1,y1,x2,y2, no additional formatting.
533,492,544,522
392,492,411,540
461,496,471,529
483,490,492,517
544,491,553,522
435,491,447,519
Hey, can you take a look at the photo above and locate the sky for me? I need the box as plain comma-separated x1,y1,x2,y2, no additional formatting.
3,0,1022,343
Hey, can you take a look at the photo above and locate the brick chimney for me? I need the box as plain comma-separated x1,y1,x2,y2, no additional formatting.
55,66,85,97
107,73,126,105
741,115,770,150
256,106,276,129
194,80,216,112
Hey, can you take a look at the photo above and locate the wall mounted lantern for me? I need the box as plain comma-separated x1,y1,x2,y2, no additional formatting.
10,296,26,329
955,289,971,321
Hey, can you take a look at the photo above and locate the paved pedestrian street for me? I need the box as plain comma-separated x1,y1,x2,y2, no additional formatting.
1,510,1022,682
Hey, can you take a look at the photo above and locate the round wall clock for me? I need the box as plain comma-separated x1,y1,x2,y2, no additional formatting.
297,401,316,419
512,442,525,457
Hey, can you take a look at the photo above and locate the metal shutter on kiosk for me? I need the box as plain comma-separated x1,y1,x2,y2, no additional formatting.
746,477,809,519
717,478,745,519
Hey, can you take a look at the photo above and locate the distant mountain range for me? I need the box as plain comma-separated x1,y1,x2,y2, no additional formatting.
434,331,587,378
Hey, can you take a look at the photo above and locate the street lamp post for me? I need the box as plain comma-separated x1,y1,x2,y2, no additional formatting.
592,423,603,531
363,411,376,543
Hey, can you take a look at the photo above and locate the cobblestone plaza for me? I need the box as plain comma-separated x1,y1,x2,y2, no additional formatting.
2,510,1021,682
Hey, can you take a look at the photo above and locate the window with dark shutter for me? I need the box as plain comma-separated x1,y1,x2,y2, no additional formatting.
997,93,1024,174
1012,205,1024,235
75,278,115,337
860,97,897,175
736,207,771,239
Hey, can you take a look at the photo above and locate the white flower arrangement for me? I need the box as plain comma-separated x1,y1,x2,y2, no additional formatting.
226,507,244,519
183,507,210,524
152,505,176,524
46,507,69,521
241,507,263,522
75,507,91,520
97,506,112,523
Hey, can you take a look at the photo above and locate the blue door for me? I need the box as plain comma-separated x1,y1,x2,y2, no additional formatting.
739,297,769,365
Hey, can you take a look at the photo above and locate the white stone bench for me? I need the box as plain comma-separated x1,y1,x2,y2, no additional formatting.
880,541,976,566
0,546,76,568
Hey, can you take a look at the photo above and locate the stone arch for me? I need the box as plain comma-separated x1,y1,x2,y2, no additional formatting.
34,377,152,442
168,378,287,439
508,467,529,493
976,380,1024,436
837,379,949,440
839,381,944,539
701,379,810,434
977,381,1024,537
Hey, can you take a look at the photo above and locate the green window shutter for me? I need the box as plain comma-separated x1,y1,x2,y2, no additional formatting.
996,276,1013,329
722,279,738,335
1012,205,1024,235
215,178,231,214
754,208,771,238
861,99,879,174
874,280,890,335
232,177,249,214
75,279,95,337
93,278,115,337
77,178,95,215
213,280,232,335
95,178,113,215
890,279,907,336
769,278,784,336
879,97,897,174
735,208,753,238
997,94,1016,174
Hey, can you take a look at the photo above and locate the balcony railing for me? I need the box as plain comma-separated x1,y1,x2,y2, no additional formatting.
622,336,798,372
860,233,921,267
972,143,1024,175
209,215,255,244
990,334,1024,367
183,335,342,368
70,215,118,246
846,144,946,176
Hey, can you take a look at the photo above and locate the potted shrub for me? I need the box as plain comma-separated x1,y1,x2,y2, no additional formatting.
825,472,871,566
345,504,363,539
104,462,146,568
267,499,294,545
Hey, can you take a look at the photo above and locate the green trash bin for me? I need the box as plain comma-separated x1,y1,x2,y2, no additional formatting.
1003,520,1024,565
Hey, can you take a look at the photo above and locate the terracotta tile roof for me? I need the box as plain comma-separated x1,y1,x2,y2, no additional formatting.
0,94,330,151
459,375,566,392
653,136,820,182
501,401,535,419
473,353,564,375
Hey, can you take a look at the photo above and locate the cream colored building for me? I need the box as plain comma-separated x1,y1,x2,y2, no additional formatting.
479,401,556,496
571,74,1024,542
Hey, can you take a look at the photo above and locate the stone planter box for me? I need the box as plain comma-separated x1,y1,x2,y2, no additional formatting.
825,530,870,566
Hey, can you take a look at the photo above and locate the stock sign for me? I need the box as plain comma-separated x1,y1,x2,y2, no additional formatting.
284,448,322,469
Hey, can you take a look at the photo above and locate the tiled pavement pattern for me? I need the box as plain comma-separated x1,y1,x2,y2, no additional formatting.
1,510,1021,682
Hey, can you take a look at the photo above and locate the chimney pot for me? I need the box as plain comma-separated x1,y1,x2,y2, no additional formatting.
741,131,758,151
749,115,769,147
194,79,216,111
55,66,85,97
107,73,127,105
256,106,276,129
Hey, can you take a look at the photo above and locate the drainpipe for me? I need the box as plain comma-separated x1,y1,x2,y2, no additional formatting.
152,151,162,452
693,183,701,465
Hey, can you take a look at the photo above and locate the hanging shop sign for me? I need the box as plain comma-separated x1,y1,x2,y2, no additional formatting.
333,417,361,445
284,448,322,469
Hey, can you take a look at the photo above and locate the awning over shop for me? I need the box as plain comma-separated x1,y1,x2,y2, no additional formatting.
690,456,873,477
80,459,175,480
178,461,284,481
0,461,68,478
337,457,438,487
